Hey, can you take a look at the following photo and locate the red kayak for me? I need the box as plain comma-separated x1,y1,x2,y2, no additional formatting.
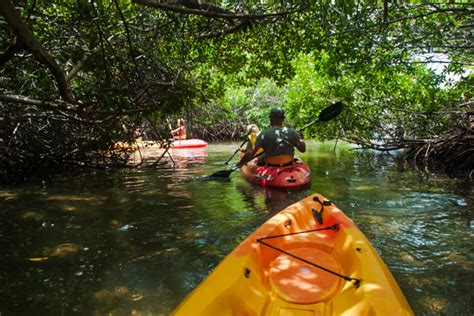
240,158,311,188
114,139,208,150
169,139,208,149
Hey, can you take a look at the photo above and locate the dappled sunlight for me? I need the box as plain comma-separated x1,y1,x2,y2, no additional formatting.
268,247,341,304
354,184,376,191
27,243,82,262
405,275,442,288
92,286,161,315
28,256,49,262
132,247,180,262
45,243,81,257
399,251,417,264
21,211,44,221
46,195,105,203
443,252,472,270
385,222,403,234
63,205,78,212
419,296,448,314
0,191,17,200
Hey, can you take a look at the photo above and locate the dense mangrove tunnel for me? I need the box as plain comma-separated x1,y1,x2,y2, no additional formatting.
1,1,473,315
1,1,473,183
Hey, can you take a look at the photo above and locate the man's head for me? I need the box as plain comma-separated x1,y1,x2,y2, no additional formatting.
269,108,285,126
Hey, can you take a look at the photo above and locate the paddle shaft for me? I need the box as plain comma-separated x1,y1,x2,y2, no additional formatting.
297,117,320,132
224,138,248,165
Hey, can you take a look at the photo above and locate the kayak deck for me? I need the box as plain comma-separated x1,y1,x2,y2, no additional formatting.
173,193,413,315
240,158,311,188
114,138,208,150
169,139,208,148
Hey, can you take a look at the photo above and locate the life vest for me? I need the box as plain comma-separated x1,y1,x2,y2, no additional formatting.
248,134,263,155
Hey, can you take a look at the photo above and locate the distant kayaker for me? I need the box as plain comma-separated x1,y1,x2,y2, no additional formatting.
134,127,143,142
240,124,264,164
236,108,306,167
170,118,187,140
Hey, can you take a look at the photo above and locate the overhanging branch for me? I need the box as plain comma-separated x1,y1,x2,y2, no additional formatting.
132,0,304,20
0,0,75,104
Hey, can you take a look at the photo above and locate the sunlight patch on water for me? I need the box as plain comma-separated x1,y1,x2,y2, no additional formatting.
0,191,17,200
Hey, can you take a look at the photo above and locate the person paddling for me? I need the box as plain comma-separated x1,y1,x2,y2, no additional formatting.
169,118,187,140
236,108,306,168
240,124,260,153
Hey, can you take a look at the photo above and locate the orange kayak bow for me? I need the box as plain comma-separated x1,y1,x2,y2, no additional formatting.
173,192,413,315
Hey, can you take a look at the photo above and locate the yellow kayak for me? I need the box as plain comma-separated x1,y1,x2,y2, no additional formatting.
173,193,413,315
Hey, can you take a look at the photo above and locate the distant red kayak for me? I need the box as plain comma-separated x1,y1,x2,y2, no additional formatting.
240,158,311,188
114,139,208,150
170,139,208,149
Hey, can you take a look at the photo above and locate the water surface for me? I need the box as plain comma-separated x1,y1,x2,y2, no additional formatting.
0,142,472,315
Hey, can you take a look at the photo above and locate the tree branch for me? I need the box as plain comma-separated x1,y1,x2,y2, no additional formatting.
337,5,473,37
0,0,75,104
0,93,74,111
132,0,302,20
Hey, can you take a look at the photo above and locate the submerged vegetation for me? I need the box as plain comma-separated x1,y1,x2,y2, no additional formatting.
0,0,473,182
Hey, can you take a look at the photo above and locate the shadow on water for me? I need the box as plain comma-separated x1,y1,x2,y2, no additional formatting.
0,141,472,315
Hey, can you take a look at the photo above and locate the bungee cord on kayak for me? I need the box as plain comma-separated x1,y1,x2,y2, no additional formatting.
257,224,362,288
255,197,363,287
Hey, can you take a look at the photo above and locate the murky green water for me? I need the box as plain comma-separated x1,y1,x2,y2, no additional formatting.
0,142,472,315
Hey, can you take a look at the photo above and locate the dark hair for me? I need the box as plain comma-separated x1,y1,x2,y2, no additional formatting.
269,108,285,119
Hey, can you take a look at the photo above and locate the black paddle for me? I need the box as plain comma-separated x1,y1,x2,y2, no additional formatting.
208,101,343,179
296,101,343,131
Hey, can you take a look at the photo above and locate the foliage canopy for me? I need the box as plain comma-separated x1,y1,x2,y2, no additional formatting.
0,0,472,181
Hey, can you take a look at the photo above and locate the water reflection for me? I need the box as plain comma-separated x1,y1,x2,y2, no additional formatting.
127,147,208,169
0,142,472,315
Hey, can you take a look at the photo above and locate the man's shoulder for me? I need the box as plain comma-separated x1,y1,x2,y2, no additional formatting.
257,127,277,141
261,127,276,135
282,127,297,133
260,127,296,134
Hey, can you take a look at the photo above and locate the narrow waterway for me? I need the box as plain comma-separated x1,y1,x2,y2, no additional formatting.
0,142,472,315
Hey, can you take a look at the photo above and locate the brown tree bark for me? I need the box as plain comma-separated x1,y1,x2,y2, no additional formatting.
0,0,75,104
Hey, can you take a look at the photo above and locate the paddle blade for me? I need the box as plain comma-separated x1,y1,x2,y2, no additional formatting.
297,102,344,132
318,101,343,122
208,167,238,178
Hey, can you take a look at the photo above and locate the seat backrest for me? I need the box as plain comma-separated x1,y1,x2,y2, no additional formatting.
266,155,294,166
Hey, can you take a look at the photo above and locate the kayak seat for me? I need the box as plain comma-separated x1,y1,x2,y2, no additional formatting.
266,155,295,167
269,247,341,304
